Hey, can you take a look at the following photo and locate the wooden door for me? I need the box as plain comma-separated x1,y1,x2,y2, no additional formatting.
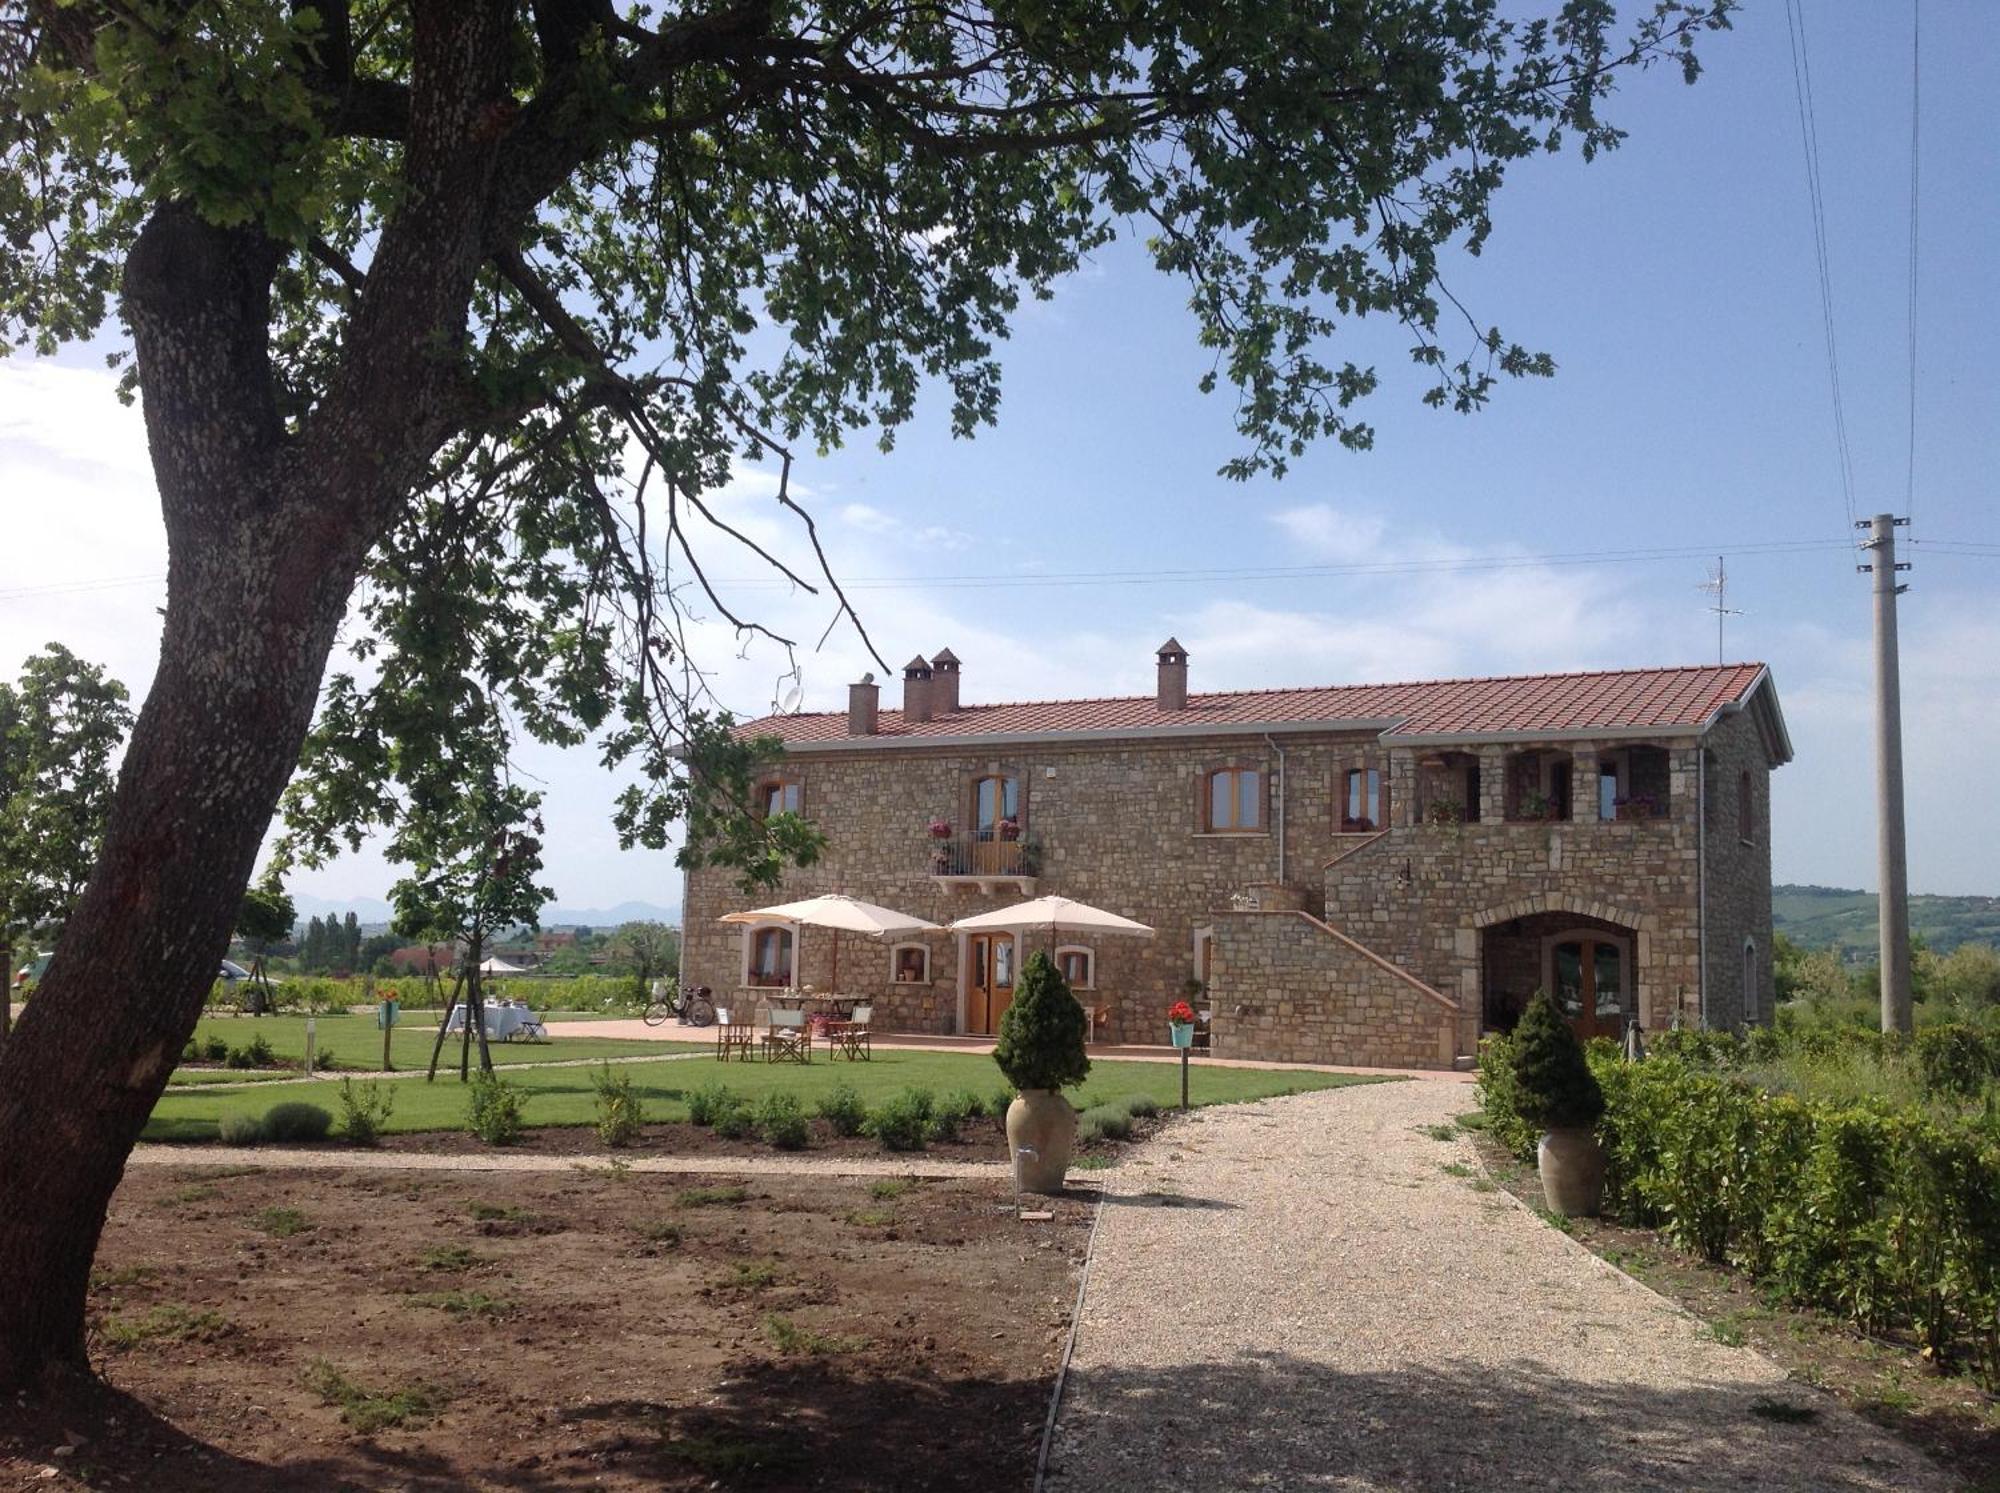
1550,937,1629,1041
966,933,1016,1035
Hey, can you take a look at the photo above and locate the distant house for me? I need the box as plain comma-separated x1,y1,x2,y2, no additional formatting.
681,642,1790,1070
386,943,457,976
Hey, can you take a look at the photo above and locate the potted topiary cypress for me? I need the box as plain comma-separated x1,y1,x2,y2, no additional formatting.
1509,989,1607,1216
992,951,1091,1193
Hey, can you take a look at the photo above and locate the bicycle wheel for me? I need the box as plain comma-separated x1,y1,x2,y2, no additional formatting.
684,991,717,1027
642,1003,670,1027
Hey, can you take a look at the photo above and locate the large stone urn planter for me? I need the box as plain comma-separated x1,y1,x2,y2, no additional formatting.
1537,1127,1605,1217
1005,1089,1075,1194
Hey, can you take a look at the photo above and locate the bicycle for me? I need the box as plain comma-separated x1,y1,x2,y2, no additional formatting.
643,980,715,1028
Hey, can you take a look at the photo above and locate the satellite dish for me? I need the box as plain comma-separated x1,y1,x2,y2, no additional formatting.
780,683,804,713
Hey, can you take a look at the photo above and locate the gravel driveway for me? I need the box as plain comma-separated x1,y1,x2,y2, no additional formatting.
1045,1080,1954,1492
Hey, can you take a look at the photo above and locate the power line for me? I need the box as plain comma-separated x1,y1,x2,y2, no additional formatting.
1782,0,1860,538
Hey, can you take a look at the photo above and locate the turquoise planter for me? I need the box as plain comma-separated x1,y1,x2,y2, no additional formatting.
1168,1022,1194,1049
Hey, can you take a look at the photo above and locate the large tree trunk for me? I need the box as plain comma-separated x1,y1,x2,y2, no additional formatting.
0,1,525,1390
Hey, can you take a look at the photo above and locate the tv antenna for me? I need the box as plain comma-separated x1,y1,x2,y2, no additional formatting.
1696,556,1743,664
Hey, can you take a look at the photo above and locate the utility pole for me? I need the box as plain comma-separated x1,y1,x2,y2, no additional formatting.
1856,513,1913,1035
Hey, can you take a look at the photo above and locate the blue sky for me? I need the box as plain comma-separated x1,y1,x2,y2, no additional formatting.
3,2,1994,912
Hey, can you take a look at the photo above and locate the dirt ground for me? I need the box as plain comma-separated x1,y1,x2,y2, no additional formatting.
2,1160,1094,1491
1469,1130,2000,1487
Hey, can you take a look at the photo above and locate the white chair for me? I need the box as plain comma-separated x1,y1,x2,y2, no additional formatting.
763,1007,811,1063
831,1003,872,1061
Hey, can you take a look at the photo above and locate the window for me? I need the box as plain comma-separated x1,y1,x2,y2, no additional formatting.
743,926,794,987
756,778,801,818
1055,946,1094,990
890,943,930,984
973,773,1020,837
1342,766,1385,831
1738,770,1755,844
1743,940,1759,1024
1206,767,1262,831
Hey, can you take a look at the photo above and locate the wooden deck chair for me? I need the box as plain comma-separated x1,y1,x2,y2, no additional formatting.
763,1007,811,1064
830,1002,873,1061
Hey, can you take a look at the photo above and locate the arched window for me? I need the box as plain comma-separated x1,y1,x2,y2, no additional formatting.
1055,946,1094,990
890,943,930,984
1205,767,1262,832
742,926,794,987
1743,939,1759,1024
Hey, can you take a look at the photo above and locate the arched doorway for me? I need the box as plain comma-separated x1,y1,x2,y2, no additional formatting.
1541,928,1634,1041
1478,910,1638,1040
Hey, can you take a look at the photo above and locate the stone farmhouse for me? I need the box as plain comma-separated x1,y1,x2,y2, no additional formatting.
679,643,1791,1070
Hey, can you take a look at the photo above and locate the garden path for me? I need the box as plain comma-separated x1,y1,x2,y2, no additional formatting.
1044,1080,1953,1492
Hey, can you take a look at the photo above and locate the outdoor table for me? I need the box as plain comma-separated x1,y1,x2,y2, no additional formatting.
444,1002,533,1041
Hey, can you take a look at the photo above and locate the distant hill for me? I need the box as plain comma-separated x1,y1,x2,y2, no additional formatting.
1773,884,2000,956
287,893,679,932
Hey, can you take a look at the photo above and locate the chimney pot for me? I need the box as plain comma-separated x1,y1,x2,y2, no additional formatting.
930,647,961,713
847,675,880,736
902,655,935,725
1156,637,1189,712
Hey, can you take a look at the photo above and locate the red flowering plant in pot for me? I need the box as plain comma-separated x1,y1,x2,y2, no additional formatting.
926,817,952,838
1167,1000,1198,1048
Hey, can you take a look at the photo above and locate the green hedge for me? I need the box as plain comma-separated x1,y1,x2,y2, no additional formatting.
1478,1032,2000,1387
202,973,648,1015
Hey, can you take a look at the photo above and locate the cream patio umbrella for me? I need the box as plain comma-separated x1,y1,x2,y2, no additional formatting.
947,896,1156,942
719,893,941,991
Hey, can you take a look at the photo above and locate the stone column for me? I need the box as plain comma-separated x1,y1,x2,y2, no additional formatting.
1478,748,1506,823
1572,743,1603,822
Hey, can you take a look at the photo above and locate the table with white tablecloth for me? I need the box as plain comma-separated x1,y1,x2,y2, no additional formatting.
442,1000,544,1041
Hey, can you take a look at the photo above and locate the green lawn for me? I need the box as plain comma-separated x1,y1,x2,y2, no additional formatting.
173,1013,700,1085
145,1050,1385,1141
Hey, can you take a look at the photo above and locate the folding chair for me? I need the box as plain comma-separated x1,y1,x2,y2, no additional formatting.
762,1007,811,1064
714,1007,756,1061
829,1002,873,1061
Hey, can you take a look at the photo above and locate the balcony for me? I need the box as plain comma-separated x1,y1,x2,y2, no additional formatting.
925,833,1043,894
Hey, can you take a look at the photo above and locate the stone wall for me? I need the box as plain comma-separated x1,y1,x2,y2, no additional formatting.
682,728,1397,1045
1700,707,1777,1028
681,712,1778,1057
1209,910,1459,1069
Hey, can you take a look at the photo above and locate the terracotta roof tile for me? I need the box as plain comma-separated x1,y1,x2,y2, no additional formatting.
738,663,1771,747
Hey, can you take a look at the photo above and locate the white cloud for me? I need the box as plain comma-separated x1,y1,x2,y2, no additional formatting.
1268,503,1389,563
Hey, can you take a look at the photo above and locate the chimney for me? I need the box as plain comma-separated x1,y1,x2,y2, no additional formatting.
1156,637,1189,711
930,647,961,713
902,655,934,725
847,672,879,736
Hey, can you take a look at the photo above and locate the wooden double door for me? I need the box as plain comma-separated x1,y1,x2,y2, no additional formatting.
1549,934,1631,1041
965,933,1016,1036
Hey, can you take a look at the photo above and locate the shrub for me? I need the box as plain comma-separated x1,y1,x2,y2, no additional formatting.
591,1063,647,1147
712,1097,754,1140
992,952,1090,1093
313,1045,338,1071
1916,1025,1994,1102
336,1077,395,1147
815,1083,868,1137
217,1112,266,1145
1076,1105,1132,1144
928,1089,982,1143
987,1086,1017,1119
866,1088,935,1152
1474,1033,1537,1160
687,1082,737,1128
261,1102,333,1143
465,1070,525,1145
1508,991,1604,1131
202,1035,230,1062
755,1092,810,1151
1123,1094,1161,1119
224,1034,277,1070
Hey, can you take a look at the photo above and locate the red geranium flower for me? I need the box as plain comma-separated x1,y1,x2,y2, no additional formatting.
1167,1000,1198,1025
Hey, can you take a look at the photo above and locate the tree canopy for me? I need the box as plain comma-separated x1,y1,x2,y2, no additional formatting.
2,0,1731,888
0,645,133,945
